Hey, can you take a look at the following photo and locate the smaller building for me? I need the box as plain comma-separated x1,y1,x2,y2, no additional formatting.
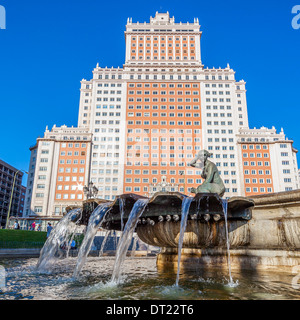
237,127,299,196
24,125,92,218
0,160,26,228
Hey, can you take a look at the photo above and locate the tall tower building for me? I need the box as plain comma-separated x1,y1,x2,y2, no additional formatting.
27,12,299,218
78,12,259,199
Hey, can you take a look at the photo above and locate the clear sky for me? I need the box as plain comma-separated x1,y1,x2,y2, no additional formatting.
0,0,300,186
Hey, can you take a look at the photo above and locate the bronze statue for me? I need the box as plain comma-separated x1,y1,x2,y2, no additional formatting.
188,150,225,197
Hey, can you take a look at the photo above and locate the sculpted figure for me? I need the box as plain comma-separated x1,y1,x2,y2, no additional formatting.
188,150,225,197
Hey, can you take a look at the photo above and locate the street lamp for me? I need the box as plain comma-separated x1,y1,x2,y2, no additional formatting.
5,169,28,229
83,181,98,200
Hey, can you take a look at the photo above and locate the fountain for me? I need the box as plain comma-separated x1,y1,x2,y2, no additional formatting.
36,149,300,286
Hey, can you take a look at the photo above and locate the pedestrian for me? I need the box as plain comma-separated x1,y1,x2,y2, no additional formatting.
13,220,20,230
36,223,41,231
70,239,77,250
31,221,36,231
47,223,53,238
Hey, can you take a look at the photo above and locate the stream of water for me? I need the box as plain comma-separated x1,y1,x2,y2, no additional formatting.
175,196,193,286
36,208,82,273
73,203,111,278
221,199,235,286
111,198,149,283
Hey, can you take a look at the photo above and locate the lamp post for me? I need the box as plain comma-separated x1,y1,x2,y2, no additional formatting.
5,169,28,229
83,181,98,200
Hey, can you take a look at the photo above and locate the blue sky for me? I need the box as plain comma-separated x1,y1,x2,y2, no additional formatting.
0,0,300,186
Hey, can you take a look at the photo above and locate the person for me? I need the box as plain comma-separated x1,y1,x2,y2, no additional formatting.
13,220,20,230
47,223,53,238
31,221,36,231
188,149,225,197
70,239,77,250
36,223,41,231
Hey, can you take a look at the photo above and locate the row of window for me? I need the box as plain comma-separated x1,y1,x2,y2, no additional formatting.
245,178,272,184
97,90,122,95
128,105,200,110
127,128,201,134
60,143,87,148
91,170,119,175
124,186,238,193
127,145,200,150
129,90,199,95
129,74,199,79
206,113,233,117
57,185,83,191
243,161,270,167
96,105,121,109
96,97,122,102
96,83,122,88
127,120,201,126
124,161,238,172
244,170,271,175
243,153,270,158
128,112,200,117
95,112,121,117
207,138,235,143
206,106,233,110
206,98,231,102
242,145,269,150
57,176,84,182
58,168,85,173
59,160,85,165
129,83,198,88
60,151,86,156
92,153,119,158
131,56,196,60
93,145,119,150
94,120,121,125
56,194,84,200
128,97,200,102
246,187,273,193
131,36,195,41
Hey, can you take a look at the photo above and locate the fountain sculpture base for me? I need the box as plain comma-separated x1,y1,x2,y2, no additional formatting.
137,190,300,274
157,247,300,274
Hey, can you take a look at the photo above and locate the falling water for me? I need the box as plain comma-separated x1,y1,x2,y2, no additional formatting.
175,196,193,286
221,199,234,285
66,225,78,258
114,231,119,250
73,203,111,278
36,208,82,272
119,198,125,231
131,234,138,257
99,230,111,257
111,198,149,283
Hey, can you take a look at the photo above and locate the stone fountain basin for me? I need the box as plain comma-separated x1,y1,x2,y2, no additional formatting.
78,192,254,231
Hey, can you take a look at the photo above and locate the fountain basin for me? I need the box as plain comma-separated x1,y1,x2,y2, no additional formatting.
84,192,253,231
73,190,300,274
142,190,300,273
